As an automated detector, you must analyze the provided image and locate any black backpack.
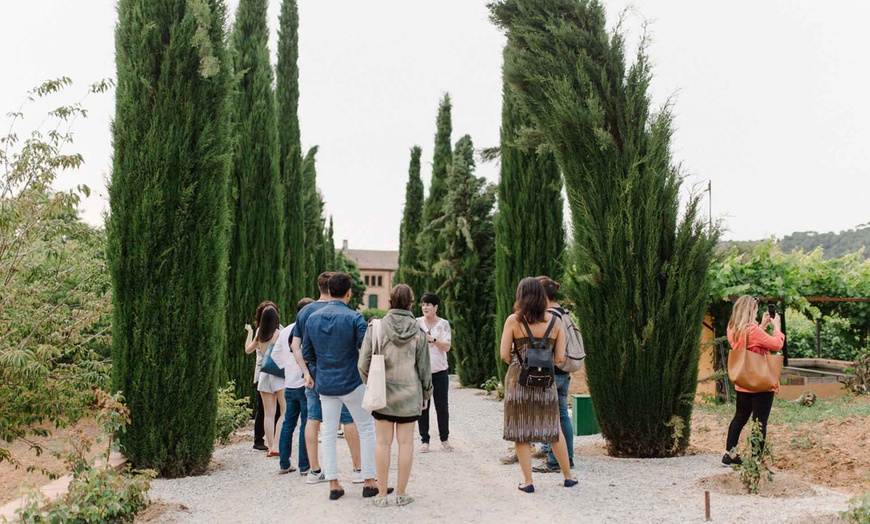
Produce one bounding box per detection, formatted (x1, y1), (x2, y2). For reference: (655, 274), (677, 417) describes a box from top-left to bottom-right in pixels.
(518, 316), (556, 389)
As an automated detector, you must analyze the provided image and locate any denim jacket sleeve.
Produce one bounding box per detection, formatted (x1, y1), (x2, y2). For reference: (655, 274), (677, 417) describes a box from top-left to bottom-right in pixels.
(354, 312), (367, 349)
(302, 321), (315, 365)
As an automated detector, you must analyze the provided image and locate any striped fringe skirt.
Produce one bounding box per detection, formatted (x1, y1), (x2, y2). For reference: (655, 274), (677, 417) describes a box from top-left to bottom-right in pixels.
(503, 359), (560, 443)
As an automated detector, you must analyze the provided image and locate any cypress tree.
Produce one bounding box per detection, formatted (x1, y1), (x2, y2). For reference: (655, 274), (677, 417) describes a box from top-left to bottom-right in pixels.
(396, 146), (425, 309)
(418, 95), (453, 296)
(301, 146), (326, 297)
(276, 0), (305, 318)
(491, 0), (718, 457)
(108, 0), (231, 475)
(324, 215), (336, 271)
(225, 0), (284, 404)
(493, 71), (565, 378)
(438, 135), (497, 386)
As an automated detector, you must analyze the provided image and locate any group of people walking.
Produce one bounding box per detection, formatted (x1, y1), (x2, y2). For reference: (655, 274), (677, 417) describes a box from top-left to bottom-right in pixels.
(244, 272), (452, 505)
(244, 270), (779, 503)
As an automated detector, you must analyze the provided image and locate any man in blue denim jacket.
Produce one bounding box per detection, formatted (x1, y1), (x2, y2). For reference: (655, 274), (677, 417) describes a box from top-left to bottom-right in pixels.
(302, 272), (382, 501)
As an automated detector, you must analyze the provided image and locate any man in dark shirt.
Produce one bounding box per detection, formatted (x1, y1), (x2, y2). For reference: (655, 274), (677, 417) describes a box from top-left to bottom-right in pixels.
(292, 272), (360, 483)
(302, 272), (379, 500)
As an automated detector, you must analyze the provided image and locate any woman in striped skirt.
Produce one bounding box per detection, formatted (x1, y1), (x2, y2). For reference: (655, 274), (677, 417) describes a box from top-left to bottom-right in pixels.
(499, 277), (577, 493)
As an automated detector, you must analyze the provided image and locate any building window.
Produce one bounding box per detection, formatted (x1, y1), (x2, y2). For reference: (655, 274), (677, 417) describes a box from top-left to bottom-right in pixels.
(378, 276), (383, 287)
(365, 275), (370, 286)
(369, 294), (378, 309)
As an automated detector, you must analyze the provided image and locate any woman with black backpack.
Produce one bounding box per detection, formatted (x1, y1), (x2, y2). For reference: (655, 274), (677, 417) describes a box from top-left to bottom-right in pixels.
(499, 277), (578, 493)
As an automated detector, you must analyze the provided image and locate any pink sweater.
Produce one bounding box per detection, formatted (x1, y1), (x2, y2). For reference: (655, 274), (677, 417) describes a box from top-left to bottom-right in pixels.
(727, 324), (785, 393)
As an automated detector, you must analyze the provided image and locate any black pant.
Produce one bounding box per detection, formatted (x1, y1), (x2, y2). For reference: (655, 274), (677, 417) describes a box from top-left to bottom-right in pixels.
(419, 370), (449, 444)
(253, 389), (281, 446)
(725, 391), (774, 453)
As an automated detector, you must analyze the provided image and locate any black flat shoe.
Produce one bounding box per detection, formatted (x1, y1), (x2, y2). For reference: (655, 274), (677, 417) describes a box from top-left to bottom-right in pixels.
(722, 453), (743, 467)
(329, 488), (345, 501)
(517, 483), (535, 493)
(564, 478), (578, 488)
(362, 486), (394, 498)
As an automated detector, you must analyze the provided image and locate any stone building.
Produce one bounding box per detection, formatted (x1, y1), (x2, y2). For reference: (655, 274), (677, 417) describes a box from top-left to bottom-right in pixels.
(340, 240), (398, 311)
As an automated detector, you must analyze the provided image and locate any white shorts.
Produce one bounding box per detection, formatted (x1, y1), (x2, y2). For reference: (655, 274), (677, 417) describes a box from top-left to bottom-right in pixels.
(257, 372), (284, 393)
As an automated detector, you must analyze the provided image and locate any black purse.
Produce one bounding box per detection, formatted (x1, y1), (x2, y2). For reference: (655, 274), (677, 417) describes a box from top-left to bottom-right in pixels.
(518, 316), (556, 388)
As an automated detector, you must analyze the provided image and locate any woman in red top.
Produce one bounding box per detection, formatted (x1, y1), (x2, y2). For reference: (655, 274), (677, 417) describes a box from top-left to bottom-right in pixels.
(723, 295), (785, 466)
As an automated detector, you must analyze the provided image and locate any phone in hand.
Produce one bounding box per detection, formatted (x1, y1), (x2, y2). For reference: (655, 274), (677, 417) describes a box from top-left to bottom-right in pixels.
(768, 304), (776, 319)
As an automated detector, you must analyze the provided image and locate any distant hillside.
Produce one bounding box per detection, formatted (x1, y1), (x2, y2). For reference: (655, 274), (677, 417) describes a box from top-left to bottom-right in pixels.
(720, 223), (870, 259)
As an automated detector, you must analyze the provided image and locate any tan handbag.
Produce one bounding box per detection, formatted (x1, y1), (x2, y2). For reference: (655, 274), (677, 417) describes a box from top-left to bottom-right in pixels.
(727, 330), (784, 392)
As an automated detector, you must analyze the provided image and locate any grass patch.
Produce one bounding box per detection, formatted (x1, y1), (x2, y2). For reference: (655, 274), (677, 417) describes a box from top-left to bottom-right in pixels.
(695, 395), (870, 427)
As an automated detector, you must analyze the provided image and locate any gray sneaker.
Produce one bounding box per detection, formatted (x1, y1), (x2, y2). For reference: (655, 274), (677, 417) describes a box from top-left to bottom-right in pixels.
(499, 451), (518, 465)
(532, 462), (559, 474)
(306, 469), (327, 484)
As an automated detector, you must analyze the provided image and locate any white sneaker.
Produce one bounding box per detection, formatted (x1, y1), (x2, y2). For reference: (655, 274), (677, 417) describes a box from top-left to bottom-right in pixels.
(352, 469), (364, 484)
(337, 428), (345, 439)
(305, 470), (327, 484)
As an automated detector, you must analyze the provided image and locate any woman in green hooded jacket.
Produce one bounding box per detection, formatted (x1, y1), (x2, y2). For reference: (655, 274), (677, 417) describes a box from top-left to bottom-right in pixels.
(358, 284), (432, 507)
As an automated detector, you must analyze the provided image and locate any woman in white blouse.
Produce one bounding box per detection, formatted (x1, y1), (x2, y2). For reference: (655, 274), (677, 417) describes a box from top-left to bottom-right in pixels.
(416, 293), (453, 452)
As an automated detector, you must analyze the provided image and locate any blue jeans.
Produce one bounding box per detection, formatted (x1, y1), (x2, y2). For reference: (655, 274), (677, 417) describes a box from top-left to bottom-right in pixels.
(279, 387), (309, 471)
(305, 386), (353, 424)
(540, 374), (574, 467)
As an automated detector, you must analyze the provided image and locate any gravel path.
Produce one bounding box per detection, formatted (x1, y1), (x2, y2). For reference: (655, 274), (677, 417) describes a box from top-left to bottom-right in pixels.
(147, 377), (850, 523)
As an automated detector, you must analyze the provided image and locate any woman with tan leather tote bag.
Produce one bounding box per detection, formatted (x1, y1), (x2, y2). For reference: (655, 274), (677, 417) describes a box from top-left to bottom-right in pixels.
(722, 295), (785, 467)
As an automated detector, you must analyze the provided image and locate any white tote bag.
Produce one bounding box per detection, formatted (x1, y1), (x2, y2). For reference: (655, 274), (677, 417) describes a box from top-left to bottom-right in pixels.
(361, 319), (387, 412)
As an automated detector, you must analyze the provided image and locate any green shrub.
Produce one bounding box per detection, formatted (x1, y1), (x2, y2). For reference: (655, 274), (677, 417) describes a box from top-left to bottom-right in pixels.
(737, 419), (774, 494)
(841, 491), (870, 524)
(15, 391), (155, 523)
(362, 309), (388, 322)
(216, 381), (253, 444)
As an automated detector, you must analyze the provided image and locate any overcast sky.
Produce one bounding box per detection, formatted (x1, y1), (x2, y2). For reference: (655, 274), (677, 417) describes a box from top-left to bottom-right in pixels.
(2, 1), (868, 250)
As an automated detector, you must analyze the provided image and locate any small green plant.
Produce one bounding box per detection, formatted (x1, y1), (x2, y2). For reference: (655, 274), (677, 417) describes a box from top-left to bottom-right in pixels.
(480, 376), (504, 400)
(796, 390), (817, 407)
(216, 381), (253, 445)
(840, 491), (870, 524)
(738, 419), (774, 495)
(15, 390), (155, 523)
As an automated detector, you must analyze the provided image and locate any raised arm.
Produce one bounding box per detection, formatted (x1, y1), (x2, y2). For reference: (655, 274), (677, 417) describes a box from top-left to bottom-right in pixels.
(752, 320), (785, 352)
(499, 315), (515, 364)
(431, 321), (451, 352)
(244, 325), (257, 354)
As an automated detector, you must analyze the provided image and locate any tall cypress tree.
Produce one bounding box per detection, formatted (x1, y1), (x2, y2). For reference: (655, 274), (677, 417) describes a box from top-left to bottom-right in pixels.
(225, 0), (284, 404)
(301, 146), (325, 297)
(438, 135), (497, 386)
(396, 146), (425, 308)
(493, 70), (565, 378)
(491, 0), (718, 457)
(418, 95), (453, 296)
(276, 0), (305, 319)
(109, 0), (231, 476)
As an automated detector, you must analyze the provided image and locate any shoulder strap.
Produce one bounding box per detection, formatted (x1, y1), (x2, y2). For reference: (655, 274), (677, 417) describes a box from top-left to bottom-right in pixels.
(372, 319), (382, 355)
(542, 315), (558, 341)
(519, 317), (540, 346)
(547, 306), (562, 319)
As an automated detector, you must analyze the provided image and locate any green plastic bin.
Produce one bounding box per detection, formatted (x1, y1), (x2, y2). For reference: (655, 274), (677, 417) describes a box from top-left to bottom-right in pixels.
(572, 394), (599, 435)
